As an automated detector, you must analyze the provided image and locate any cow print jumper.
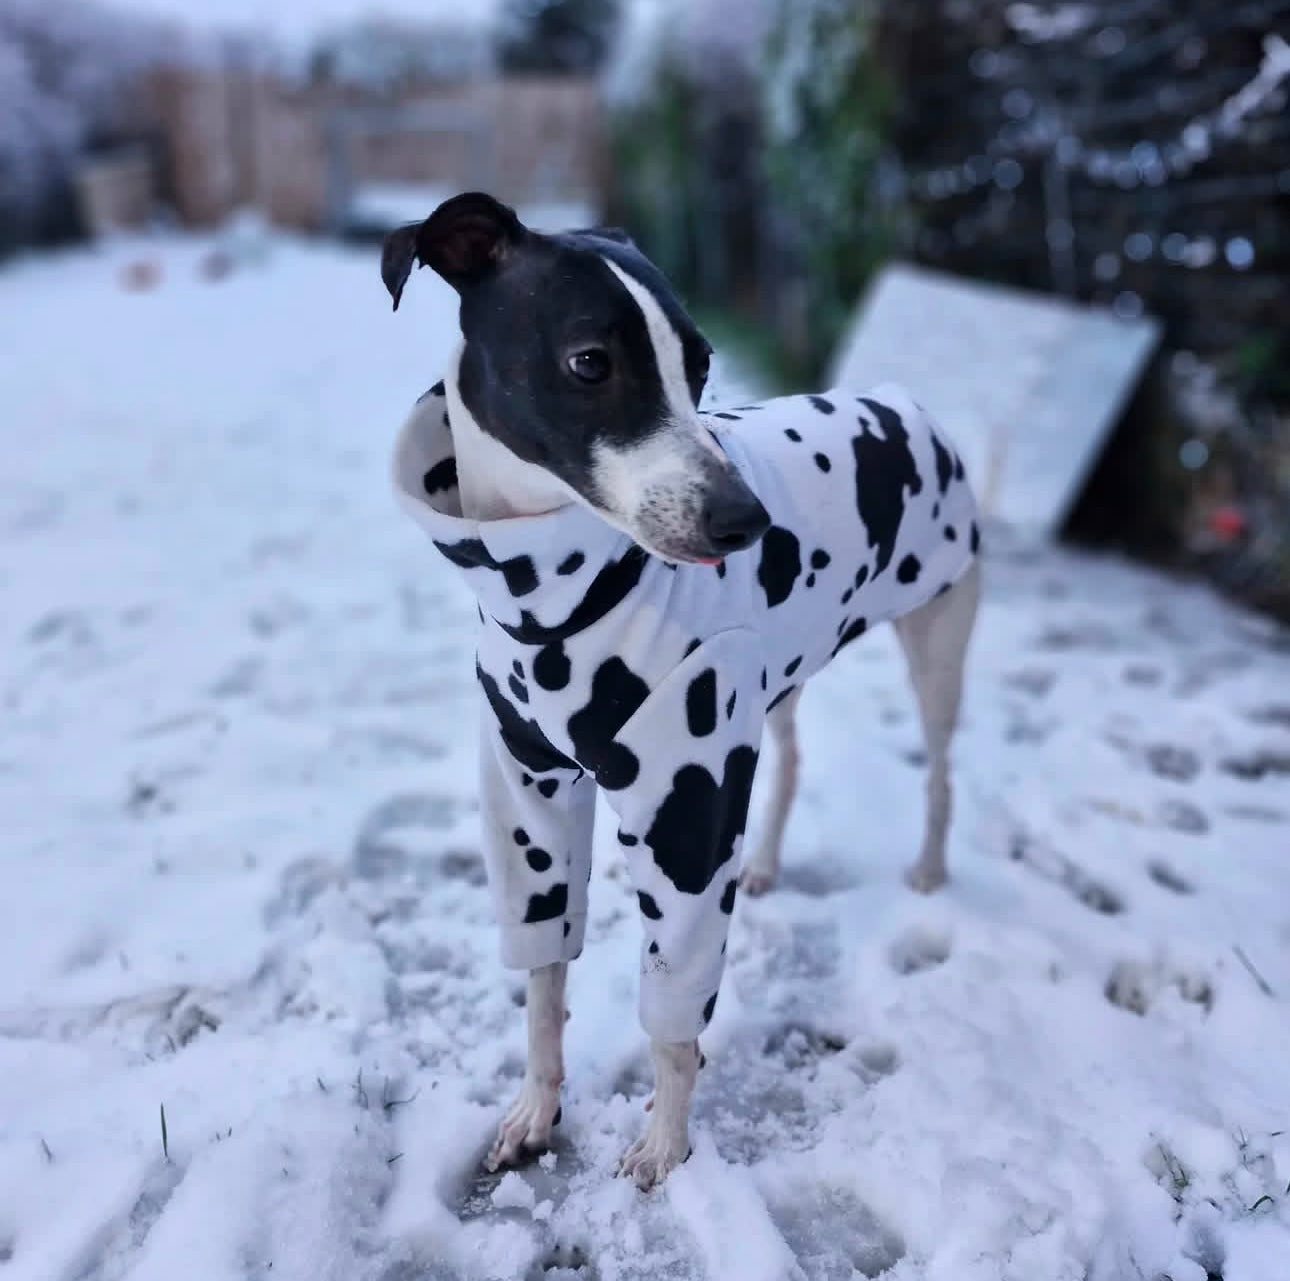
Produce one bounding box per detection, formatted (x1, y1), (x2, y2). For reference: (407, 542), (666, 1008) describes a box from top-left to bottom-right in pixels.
(394, 379), (978, 1041)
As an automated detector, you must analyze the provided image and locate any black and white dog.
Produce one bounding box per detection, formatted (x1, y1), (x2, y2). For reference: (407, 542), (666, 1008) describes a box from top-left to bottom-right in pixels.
(385, 193), (980, 1189)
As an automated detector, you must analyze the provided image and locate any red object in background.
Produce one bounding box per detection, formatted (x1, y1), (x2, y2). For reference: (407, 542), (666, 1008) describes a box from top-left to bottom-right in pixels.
(120, 259), (161, 291)
(1207, 505), (1247, 541)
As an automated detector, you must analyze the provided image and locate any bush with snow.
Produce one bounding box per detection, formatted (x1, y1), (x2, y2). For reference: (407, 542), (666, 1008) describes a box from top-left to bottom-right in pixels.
(761, 0), (894, 367)
(606, 0), (892, 381)
(496, 0), (621, 76)
(0, 0), (167, 253)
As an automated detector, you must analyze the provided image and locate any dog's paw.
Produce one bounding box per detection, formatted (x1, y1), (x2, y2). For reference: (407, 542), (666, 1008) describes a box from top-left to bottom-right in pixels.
(617, 1121), (692, 1191)
(903, 861), (947, 894)
(485, 1076), (561, 1171)
(739, 863), (777, 896)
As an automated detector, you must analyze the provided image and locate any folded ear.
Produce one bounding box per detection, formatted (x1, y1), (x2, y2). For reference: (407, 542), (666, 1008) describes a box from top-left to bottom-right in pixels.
(382, 223), (420, 311)
(382, 192), (526, 309)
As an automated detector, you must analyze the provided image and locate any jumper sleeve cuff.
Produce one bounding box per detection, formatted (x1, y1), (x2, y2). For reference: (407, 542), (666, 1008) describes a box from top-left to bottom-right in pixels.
(499, 912), (587, 970)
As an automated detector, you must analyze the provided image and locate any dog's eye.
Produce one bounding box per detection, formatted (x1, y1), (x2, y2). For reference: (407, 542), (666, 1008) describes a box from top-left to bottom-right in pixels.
(567, 348), (612, 384)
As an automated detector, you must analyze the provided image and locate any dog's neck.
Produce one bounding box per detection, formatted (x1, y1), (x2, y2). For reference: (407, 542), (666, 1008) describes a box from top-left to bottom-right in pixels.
(444, 344), (572, 523)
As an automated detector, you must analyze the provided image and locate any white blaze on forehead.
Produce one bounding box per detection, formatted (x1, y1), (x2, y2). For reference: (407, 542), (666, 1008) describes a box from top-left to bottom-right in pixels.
(601, 256), (697, 426)
(585, 262), (748, 550)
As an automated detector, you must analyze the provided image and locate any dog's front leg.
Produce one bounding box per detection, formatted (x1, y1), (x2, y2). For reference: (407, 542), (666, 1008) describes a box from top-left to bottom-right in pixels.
(618, 1038), (700, 1189)
(604, 632), (764, 1188)
(476, 701), (594, 1171)
(487, 961), (566, 1170)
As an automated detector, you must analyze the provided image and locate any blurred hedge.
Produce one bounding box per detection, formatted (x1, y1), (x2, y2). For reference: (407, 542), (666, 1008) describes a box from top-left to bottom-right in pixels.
(607, 0), (894, 387)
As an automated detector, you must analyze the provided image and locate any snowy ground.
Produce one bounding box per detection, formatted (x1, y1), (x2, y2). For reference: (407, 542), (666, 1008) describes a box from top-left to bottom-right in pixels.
(2, 234), (1289, 1281)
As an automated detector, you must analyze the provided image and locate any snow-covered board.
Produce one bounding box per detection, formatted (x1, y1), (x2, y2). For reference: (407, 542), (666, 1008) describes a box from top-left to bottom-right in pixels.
(830, 262), (1162, 538)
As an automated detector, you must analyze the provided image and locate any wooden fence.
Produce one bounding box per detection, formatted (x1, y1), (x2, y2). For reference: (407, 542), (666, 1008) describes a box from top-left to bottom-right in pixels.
(145, 68), (609, 231)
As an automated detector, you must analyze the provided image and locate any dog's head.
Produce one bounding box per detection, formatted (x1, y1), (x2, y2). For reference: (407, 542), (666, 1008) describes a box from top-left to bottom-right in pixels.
(382, 192), (769, 564)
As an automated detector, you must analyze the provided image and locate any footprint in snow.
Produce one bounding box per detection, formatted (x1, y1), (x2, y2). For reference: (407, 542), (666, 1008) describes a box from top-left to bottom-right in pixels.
(457, 1143), (586, 1227)
(352, 791), (465, 880)
(762, 1022), (848, 1069)
(1033, 620), (1120, 652)
(1144, 743), (1201, 782)
(527, 1241), (597, 1280)
(772, 862), (859, 898)
(1002, 666), (1057, 698)
(1106, 958), (1214, 1016)
(67, 1159), (186, 1281)
(437, 847), (488, 888)
(856, 1042), (901, 1079)
(695, 1024), (849, 1162)
(1223, 802), (1286, 824)
(1105, 959), (1152, 1016)
(1146, 859), (1193, 895)
(764, 1183), (906, 1279)
(1122, 662), (1163, 687)
(1158, 798), (1210, 835)
(1065, 869), (1124, 916)
(888, 926), (951, 975)
(730, 919), (845, 1027)
(1004, 717), (1053, 745)
(263, 855), (345, 924)
(779, 920), (842, 983)
(1007, 832), (1125, 915)
(377, 1263), (460, 1281)
(1247, 703), (1290, 730)
(1221, 750), (1290, 781)
(208, 654), (262, 698)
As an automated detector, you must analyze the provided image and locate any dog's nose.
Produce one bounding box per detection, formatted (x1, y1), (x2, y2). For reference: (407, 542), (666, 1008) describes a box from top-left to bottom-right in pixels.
(702, 490), (771, 553)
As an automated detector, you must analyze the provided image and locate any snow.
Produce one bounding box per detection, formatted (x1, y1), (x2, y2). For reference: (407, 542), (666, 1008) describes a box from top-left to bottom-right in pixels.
(0, 1), (170, 235)
(109, 0), (501, 48)
(603, 0), (774, 105)
(2, 231), (1290, 1280)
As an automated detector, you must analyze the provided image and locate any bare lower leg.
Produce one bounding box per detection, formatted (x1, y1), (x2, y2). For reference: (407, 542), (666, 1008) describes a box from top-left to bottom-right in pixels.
(487, 961), (566, 1169)
(618, 1038), (700, 1190)
(896, 563), (979, 893)
(906, 734), (951, 892)
(740, 689), (802, 895)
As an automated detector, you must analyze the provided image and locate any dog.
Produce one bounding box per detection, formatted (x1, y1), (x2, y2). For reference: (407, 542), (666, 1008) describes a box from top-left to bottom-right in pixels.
(385, 192), (981, 1189)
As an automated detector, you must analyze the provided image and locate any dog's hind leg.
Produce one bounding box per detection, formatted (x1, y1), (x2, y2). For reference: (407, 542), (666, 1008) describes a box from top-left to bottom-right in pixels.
(486, 961), (567, 1170)
(893, 560), (981, 893)
(739, 686), (803, 896)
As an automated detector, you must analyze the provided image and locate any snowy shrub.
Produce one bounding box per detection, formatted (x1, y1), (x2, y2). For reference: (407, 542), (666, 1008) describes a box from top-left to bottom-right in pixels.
(606, 0), (895, 382)
(0, 0), (167, 252)
(496, 0), (621, 76)
(606, 0), (782, 358)
(761, 0), (895, 369)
